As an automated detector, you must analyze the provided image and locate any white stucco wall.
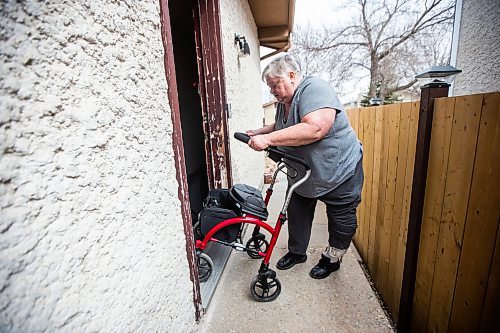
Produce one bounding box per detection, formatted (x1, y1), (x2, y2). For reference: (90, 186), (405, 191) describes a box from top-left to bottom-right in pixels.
(0, 1), (196, 332)
(219, 0), (265, 188)
(452, 0), (500, 96)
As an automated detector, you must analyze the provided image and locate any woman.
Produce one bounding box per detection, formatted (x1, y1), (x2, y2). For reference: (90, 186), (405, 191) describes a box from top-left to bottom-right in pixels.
(245, 55), (363, 279)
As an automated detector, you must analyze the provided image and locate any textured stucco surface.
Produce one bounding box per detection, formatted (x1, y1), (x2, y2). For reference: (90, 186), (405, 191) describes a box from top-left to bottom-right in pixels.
(220, 0), (265, 188)
(0, 1), (196, 332)
(453, 0), (500, 96)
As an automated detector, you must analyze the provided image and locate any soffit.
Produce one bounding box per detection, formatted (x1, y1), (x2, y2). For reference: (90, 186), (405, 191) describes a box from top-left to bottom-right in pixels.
(248, 0), (295, 50)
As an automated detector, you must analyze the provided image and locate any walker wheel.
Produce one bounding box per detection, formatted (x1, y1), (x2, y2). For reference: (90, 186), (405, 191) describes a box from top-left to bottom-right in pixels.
(198, 253), (213, 283)
(246, 235), (269, 259)
(250, 274), (281, 302)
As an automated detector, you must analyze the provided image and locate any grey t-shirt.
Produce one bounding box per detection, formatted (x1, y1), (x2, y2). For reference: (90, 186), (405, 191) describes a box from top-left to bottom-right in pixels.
(274, 76), (363, 198)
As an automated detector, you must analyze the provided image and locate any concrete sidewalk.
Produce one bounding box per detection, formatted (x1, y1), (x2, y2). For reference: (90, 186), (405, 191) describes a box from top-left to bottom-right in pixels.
(199, 175), (395, 333)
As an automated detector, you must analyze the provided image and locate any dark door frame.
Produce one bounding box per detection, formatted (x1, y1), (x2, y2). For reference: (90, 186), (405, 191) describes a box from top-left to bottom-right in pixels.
(194, 0), (233, 190)
(158, 0), (232, 321)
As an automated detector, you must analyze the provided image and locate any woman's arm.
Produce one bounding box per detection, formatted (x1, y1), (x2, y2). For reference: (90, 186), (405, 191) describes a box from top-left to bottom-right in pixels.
(248, 108), (335, 151)
(245, 123), (276, 136)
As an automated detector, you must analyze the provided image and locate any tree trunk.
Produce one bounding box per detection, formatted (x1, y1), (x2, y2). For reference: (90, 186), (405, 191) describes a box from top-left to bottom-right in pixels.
(368, 53), (379, 98)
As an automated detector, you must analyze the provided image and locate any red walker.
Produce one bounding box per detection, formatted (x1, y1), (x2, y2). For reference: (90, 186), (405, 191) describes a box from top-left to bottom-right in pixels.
(194, 132), (311, 302)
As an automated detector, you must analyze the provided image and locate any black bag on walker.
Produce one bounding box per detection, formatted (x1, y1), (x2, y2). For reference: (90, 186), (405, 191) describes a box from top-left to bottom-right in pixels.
(199, 189), (240, 242)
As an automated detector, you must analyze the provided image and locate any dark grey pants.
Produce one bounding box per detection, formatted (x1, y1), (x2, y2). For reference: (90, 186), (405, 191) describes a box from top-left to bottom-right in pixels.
(287, 157), (364, 254)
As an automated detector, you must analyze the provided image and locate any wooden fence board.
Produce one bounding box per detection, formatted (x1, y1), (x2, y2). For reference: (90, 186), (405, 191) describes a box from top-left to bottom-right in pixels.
(351, 110), (361, 253)
(352, 108), (360, 139)
(351, 109), (361, 247)
(411, 97), (455, 332)
(377, 104), (401, 301)
(426, 94), (483, 333)
(367, 107), (379, 270)
(362, 107), (375, 265)
(361, 108), (372, 260)
(387, 101), (411, 315)
(358, 108), (367, 259)
(373, 105), (391, 287)
(350, 109), (358, 133)
(450, 93), (500, 332)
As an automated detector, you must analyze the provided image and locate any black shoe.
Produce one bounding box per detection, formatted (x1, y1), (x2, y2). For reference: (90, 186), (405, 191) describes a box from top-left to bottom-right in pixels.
(309, 254), (341, 279)
(276, 252), (307, 270)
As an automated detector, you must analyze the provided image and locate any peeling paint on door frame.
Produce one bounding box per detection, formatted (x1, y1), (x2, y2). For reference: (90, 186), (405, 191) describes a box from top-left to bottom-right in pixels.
(194, 0), (233, 190)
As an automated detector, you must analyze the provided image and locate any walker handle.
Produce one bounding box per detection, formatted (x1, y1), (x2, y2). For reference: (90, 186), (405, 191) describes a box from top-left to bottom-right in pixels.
(234, 132), (250, 143)
(233, 132), (311, 171)
(267, 147), (311, 171)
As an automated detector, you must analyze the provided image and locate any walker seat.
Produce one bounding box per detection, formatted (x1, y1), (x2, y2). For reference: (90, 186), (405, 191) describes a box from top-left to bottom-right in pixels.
(229, 184), (269, 220)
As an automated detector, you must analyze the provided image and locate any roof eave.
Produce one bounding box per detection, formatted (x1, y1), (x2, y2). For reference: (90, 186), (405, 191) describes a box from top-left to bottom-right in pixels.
(248, 0), (295, 55)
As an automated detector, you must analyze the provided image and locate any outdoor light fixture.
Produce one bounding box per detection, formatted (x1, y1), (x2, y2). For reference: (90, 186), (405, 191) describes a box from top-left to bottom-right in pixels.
(415, 65), (462, 87)
(234, 34), (250, 58)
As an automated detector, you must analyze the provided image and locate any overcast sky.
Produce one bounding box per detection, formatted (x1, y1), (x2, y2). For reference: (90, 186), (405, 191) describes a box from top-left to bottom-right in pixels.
(294, 0), (342, 27)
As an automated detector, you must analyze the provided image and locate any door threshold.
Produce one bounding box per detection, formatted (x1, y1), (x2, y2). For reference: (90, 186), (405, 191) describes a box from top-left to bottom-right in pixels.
(200, 242), (233, 310)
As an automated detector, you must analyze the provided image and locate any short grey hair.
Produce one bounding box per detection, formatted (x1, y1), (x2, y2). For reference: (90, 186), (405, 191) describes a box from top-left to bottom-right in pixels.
(262, 54), (301, 81)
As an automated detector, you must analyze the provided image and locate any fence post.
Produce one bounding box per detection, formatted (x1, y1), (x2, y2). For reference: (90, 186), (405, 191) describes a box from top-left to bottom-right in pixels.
(397, 82), (450, 332)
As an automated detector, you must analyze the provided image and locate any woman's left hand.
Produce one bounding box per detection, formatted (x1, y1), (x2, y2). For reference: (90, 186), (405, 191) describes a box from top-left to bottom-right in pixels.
(248, 134), (270, 151)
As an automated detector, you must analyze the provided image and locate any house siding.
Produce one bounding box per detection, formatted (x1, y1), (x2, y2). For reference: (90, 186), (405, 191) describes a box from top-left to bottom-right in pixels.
(0, 1), (196, 332)
(220, 0), (265, 188)
(452, 0), (500, 95)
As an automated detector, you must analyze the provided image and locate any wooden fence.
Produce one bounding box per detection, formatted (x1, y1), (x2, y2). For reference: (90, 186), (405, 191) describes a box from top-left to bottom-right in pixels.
(346, 92), (500, 332)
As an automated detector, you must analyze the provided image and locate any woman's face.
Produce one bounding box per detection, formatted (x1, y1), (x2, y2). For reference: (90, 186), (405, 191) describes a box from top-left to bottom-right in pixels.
(266, 72), (296, 104)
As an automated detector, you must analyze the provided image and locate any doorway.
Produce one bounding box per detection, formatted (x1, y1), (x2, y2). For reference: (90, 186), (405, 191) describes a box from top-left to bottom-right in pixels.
(168, 0), (208, 221)
(167, 0), (233, 310)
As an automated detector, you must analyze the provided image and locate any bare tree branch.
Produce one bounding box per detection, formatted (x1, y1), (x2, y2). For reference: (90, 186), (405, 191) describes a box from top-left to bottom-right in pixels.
(386, 78), (419, 94)
(290, 0), (455, 102)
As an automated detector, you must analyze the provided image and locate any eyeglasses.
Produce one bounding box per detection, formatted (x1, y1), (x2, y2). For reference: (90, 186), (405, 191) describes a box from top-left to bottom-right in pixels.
(267, 78), (283, 90)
